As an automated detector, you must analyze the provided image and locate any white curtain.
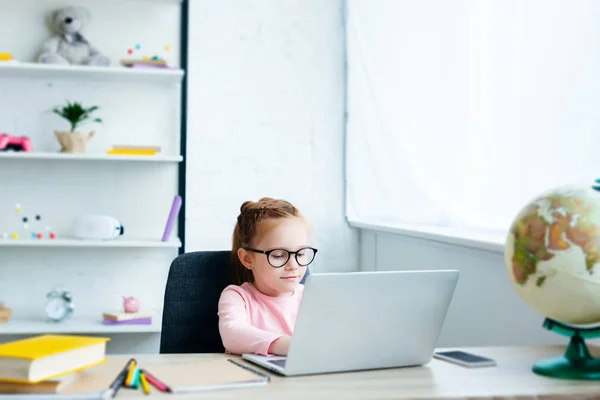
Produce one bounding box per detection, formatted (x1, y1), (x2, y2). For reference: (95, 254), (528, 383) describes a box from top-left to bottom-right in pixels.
(346, 0), (600, 235)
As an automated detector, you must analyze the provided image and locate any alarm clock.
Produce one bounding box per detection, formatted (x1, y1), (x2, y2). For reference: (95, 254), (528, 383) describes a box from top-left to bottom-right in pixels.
(45, 289), (74, 322)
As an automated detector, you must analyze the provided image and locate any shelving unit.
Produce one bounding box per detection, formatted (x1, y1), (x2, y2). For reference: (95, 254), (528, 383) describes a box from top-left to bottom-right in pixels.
(0, 0), (188, 350)
(0, 152), (183, 163)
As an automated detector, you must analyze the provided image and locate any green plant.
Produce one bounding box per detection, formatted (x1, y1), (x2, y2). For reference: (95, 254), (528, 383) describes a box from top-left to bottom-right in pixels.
(52, 101), (102, 132)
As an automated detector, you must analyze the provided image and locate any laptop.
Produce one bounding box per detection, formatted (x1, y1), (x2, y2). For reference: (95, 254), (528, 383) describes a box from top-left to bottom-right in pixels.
(242, 269), (459, 376)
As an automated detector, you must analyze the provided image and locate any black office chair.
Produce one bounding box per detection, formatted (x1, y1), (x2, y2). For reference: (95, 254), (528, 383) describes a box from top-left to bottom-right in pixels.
(159, 250), (310, 354)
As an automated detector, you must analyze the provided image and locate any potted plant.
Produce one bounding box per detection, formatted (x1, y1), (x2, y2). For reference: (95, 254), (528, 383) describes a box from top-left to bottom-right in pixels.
(52, 101), (103, 153)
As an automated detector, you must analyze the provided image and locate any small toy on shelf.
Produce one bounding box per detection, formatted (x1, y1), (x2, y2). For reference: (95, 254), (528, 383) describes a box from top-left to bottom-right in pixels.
(37, 6), (110, 66)
(120, 42), (173, 69)
(0, 134), (32, 152)
(4, 204), (56, 240)
(123, 296), (140, 313)
(0, 53), (14, 62)
(0, 303), (13, 324)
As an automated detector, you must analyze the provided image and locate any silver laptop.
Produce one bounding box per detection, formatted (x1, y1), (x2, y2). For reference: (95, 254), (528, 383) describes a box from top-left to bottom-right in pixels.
(242, 269), (459, 376)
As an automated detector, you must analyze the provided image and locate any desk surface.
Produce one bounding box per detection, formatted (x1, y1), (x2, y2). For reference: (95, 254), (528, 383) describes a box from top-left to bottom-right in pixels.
(77, 345), (600, 399)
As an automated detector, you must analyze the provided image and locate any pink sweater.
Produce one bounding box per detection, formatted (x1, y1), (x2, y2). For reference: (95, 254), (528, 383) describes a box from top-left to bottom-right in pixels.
(217, 282), (304, 355)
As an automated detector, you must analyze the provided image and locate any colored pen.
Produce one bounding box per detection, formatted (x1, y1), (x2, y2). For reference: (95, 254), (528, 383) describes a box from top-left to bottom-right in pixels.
(140, 368), (172, 393)
(125, 360), (137, 387)
(107, 358), (136, 398)
(140, 372), (151, 395)
(131, 368), (141, 389)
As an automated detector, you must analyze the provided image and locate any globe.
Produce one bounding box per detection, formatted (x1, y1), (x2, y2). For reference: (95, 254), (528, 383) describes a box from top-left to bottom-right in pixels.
(504, 183), (600, 380)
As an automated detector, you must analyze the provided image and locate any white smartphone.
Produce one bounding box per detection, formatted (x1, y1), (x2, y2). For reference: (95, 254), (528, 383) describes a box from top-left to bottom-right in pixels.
(433, 350), (496, 368)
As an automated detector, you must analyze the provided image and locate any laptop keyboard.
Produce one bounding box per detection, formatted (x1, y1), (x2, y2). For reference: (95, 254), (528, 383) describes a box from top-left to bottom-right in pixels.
(268, 359), (287, 368)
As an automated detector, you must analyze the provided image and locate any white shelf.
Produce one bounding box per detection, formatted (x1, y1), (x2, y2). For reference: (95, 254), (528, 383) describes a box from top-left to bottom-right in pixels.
(0, 62), (184, 84)
(0, 238), (182, 248)
(0, 316), (162, 335)
(0, 152), (183, 163)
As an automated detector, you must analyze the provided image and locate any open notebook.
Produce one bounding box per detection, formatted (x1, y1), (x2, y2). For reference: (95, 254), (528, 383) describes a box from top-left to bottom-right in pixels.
(0, 357), (269, 399)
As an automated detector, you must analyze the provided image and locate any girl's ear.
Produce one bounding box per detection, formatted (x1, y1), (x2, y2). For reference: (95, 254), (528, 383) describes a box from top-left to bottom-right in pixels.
(237, 248), (253, 270)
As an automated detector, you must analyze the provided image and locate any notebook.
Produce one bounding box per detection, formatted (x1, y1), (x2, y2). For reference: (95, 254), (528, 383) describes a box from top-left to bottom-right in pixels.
(0, 335), (109, 384)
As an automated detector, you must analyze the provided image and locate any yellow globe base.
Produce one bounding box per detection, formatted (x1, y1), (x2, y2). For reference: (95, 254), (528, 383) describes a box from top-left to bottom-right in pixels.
(533, 319), (600, 380)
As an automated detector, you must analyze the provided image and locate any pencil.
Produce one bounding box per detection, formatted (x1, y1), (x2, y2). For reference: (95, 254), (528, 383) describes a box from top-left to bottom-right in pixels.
(140, 372), (151, 395)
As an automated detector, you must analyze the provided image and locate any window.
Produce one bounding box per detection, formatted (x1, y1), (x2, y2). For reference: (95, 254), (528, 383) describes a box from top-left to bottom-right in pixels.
(345, 0), (600, 235)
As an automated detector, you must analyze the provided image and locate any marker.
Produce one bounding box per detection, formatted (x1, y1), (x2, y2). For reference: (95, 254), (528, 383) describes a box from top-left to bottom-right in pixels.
(140, 372), (151, 395)
(106, 358), (135, 398)
(125, 359), (137, 387)
(140, 368), (172, 393)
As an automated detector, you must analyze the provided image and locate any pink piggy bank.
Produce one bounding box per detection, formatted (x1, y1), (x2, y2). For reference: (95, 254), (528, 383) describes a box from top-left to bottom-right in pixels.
(123, 296), (140, 313)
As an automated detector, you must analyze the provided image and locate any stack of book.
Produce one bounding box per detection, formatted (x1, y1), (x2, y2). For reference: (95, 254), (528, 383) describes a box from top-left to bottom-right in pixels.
(0, 334), (109, 395)
(106, 145), (161, 156)
(102, 311), (154, 326)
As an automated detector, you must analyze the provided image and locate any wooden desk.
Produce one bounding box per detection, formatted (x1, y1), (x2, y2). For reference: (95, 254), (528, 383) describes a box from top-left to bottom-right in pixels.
(72, 345), (600, 399)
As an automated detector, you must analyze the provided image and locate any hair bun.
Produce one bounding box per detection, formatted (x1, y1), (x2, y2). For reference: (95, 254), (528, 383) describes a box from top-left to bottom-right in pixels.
(240, 201), (255, 213)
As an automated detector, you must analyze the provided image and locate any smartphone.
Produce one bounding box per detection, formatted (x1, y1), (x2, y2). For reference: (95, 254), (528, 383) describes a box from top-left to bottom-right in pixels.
(433, 350), (496, 368)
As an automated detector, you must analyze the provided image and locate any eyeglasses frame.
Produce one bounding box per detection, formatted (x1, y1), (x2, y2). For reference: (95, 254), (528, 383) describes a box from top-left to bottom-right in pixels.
(243, 246), (318, 268)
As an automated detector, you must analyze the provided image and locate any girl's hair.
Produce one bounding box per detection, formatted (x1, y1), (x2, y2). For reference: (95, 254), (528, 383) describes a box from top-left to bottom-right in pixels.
(231, 197), (303, 285)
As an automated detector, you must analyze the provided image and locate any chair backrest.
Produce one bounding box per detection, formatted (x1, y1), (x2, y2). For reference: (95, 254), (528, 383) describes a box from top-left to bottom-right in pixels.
(160, 250), (310, 354)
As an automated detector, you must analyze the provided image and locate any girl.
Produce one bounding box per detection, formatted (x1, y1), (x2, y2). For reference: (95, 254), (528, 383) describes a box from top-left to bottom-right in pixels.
(217, 197), (318, 356)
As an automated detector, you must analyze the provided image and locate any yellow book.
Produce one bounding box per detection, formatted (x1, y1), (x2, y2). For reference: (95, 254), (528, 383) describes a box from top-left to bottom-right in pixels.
(107, 149), (157, 156)
(0, 335), (109, 384)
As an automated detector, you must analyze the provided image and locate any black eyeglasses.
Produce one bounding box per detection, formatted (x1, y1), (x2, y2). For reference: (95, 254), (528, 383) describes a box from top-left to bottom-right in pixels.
(244, 246), (318, 268)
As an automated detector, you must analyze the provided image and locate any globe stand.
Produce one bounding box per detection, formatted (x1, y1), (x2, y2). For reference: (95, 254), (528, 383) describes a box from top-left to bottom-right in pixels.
(533, 318), (600, 380)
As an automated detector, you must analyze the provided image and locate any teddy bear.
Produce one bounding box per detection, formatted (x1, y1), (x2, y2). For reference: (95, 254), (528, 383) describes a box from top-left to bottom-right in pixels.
(37, 6), (110, 67)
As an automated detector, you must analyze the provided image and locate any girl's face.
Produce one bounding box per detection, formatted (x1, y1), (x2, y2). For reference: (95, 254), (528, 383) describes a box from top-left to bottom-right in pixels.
(238, 217), (310, 297)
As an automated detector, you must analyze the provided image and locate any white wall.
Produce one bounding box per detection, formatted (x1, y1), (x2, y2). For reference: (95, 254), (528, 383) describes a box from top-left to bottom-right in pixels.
(185, 0), (359, 273)
(360, 229), (575, 348)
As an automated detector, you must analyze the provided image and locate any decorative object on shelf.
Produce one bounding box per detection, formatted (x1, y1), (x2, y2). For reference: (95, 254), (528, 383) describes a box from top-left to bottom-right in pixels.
(0, 302), (12, 324)
(72, 214), (124, 240)
(121, 42), (172, 69)
(0, 134), (32, 152)
(123, 296), (140, 313)
(52, 101), (102, 153)
(45, 288), (74, 322)
(162, 195), (182, 241)
(38, 6), (110, 66)
(2, 204), (56, 241)
(0, 53), (13, 62)
(504, 182), (600, 380)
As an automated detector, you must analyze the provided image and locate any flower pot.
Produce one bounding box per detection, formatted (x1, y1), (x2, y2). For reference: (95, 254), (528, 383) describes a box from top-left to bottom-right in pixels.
(55, 130), (95, 153)
(0, 303), (12, 324)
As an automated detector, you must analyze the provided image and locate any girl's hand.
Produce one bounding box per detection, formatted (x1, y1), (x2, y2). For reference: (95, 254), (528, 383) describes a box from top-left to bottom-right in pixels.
(269, 335), (292, 355)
